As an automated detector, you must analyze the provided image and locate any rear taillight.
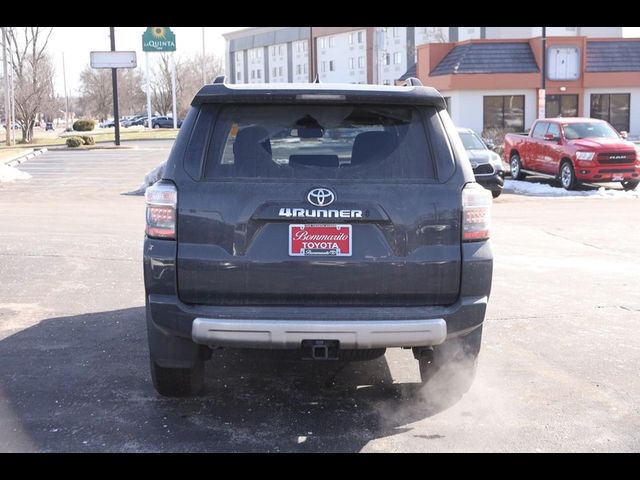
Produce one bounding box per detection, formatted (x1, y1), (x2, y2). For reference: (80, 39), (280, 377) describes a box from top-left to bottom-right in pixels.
(145, 181), (177, 239)
(462, 183), (492, 242)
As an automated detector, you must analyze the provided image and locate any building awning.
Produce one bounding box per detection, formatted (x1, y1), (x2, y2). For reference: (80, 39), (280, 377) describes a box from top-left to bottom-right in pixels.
(586, 40), (640, 72)
(431, 42), (539, 76)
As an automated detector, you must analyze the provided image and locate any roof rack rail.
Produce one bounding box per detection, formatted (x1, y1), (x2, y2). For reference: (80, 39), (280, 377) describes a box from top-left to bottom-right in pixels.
(402, 77), (423, 87)
(212, 75), (226, 84)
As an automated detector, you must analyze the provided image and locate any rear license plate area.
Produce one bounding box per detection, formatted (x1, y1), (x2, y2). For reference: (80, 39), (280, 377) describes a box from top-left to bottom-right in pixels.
(289, 224), (352, 257)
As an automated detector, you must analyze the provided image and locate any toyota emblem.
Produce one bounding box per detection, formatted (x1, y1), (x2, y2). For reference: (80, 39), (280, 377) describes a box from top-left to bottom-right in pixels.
(307, 188), (335, 207)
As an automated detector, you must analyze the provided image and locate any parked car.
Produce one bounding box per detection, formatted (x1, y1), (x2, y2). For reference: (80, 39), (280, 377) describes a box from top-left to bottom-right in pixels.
(504, 118), (640, 191)
(145, 116), (183, 129)
(457, 127), (505, 198)
(122, 115), (145, 128)
(45, 122), (54, 131)
(99, 119), (118, 128)
(143, 80), (493, 397)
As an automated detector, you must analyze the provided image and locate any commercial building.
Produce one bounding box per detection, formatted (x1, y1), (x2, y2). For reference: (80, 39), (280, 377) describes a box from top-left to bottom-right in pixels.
(415, 35), (640, 137)
(224, 27), (623, 86)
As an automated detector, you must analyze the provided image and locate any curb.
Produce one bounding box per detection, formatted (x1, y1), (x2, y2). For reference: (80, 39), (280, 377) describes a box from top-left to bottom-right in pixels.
(4, 148), (48, 167)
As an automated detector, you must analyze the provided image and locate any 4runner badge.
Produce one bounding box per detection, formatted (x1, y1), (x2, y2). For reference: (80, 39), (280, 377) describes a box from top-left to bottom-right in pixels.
(278, 208), (363, 219)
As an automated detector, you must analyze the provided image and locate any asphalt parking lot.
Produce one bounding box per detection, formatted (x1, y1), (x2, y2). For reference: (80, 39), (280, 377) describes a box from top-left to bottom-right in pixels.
(0, 140), (639, 452)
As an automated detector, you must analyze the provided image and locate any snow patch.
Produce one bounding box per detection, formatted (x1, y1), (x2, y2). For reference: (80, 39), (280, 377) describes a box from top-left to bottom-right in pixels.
(504, 179), (640, 198)
(123, 161), (166, 196)
(0, 164), (31, 183)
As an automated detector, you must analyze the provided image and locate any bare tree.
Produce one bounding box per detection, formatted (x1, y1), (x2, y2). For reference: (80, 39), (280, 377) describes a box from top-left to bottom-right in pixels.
(6, 27), (55, 143)
(178, 53), (224, 117)
(151, 53), (182, 116)
(118, 68), (146, 116)
(78, 66), (112, 121)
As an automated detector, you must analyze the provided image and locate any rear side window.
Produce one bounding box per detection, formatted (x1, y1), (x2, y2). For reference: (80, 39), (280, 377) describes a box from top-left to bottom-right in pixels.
(203, 104), (437, 181)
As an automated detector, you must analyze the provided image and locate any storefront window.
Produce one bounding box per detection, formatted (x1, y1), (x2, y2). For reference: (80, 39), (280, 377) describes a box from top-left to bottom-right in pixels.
(483, 95), (525, 132)
(590, 93), (630, 132)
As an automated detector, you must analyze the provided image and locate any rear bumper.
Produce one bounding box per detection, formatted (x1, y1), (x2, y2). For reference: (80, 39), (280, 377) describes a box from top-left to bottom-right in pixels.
(192, 317), (447, 348)
(147, 293), (488, 349)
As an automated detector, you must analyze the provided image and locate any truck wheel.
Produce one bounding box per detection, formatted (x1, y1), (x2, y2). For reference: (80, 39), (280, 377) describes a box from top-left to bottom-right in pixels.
(151, 361), (204, 397)
(560, 161), (578, 190)
(509, 154), (525, 180)
(621, 180), (639, 191)
(415, 325), (482, 396)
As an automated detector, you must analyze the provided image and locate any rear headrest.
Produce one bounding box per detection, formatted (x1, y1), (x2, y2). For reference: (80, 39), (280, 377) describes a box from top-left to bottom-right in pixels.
(351, 131), (396, 165)
(289, 155), (339, 168)
(233, 126), (272, 162)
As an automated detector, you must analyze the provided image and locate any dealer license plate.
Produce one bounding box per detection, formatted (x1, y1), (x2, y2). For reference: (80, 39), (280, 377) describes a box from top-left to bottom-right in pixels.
(289, 224), (352, 257)
(611, 174), (624, 181)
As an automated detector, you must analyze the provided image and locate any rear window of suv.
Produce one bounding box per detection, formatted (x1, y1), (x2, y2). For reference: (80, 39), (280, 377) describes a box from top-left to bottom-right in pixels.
(202, 104), (438, 181)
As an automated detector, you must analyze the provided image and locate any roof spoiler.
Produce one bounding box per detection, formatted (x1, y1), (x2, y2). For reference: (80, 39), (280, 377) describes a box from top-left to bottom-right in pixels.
(401, 77), (423, 87)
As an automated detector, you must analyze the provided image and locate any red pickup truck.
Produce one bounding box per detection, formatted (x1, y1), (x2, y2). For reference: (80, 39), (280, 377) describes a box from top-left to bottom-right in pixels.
(503, 118), (639, 190)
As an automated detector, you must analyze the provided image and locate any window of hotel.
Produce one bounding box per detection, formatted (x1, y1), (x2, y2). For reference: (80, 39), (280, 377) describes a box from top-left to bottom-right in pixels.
(257, 70), (261, 79)
(279, 66), (283, 76)
(272, 67), (277, 77)
(357, 31), (363, 43)
(303, 41), (307, 52)
(236, 72), (241, 81)
(251, 70), (255, 79)
(483, 95), (525, 132)
(321, 61), (326, 73)
(329, 37), (334, 48)
(393, 52), (402, 64)
(329, 60), (335, 71)
(358, 56), (364, 68)
(303, 63), (307, 74)
(349, 33), (354, 45)
(349, 57), (355, 69)
(590, 93), (630, 132)
(385, 53), (390, 66)
(546, 94), (578, 118)
(296, 65), (301, 75)
(278, 45), (283, 56)
(320, 38), (327, 49)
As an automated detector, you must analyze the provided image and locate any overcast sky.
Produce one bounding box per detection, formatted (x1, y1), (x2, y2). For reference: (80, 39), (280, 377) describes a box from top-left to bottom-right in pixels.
(43, 26), (640, 97)
(46, 27), (243, 97)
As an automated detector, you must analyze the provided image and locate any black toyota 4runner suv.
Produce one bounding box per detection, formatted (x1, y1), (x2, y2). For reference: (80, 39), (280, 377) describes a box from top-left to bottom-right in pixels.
(144, 79), (493, 397)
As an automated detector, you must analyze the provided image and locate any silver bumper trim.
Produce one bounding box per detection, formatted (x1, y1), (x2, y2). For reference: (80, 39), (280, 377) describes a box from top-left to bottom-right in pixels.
(191, 318), (447, 349)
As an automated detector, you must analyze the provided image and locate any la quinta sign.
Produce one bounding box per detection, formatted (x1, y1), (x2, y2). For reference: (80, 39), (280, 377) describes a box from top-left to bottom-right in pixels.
(142, 27), (176, 52)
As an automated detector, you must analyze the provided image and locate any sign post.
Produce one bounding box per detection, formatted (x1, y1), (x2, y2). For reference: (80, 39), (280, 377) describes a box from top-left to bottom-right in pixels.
(90, 32), (137, 146)
(142, 27), (177, 130)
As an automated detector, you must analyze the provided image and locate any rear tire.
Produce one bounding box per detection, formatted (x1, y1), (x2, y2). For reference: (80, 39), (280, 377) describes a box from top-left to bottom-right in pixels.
(416, 325), (483, 399)
(153, 123), (160, 129)
(509, 153), (525, 180)
(621, 180), (639, 191)
(560, 161), (578, 190)
(151, 360), (205, 397)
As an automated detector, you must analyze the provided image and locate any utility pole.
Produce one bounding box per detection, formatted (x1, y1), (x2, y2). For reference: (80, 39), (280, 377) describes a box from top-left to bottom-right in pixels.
(201, 27), (206, 85)
(2, 27), (10, 146)
(110, 27), (121, 146)
(538, 26), (547, 119)
(308, 26), (314, 82)
(62, 52), (69, 129)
